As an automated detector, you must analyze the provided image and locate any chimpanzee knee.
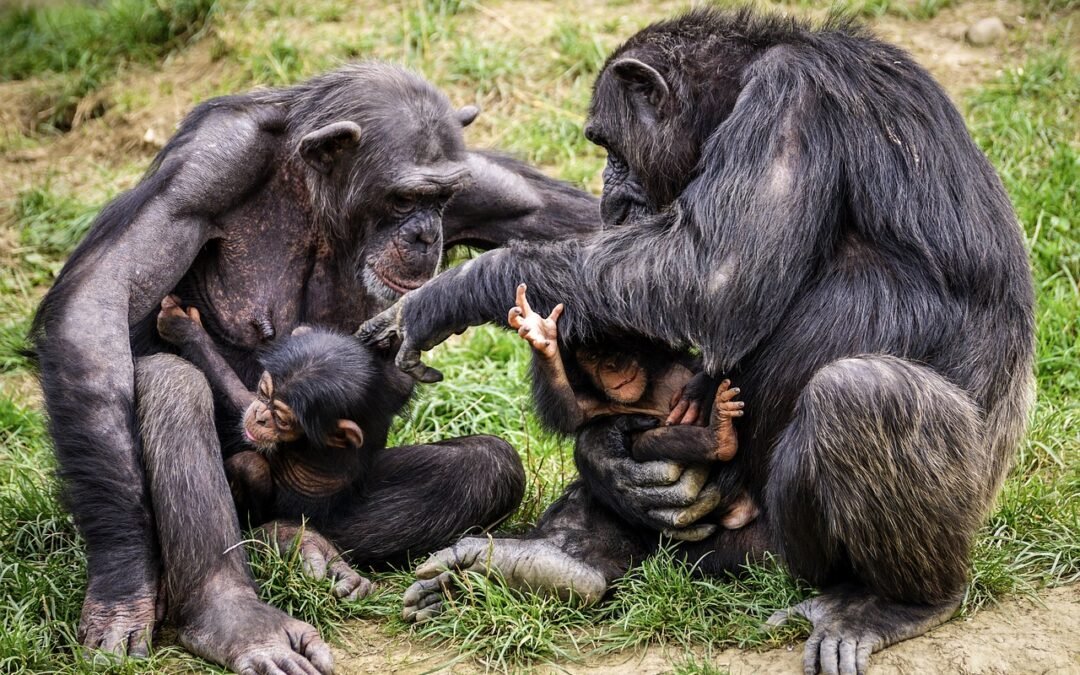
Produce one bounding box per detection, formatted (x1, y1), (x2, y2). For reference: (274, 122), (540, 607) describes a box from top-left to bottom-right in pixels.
(767, 355), (987, 603)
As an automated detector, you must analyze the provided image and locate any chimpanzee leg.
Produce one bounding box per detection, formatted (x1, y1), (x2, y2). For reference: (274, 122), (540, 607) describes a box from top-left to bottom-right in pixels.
(765, 355), (991, 675)
(134, 354), (332, 675)
(321, 435), (526, 564)
(401, 474), (656, 622)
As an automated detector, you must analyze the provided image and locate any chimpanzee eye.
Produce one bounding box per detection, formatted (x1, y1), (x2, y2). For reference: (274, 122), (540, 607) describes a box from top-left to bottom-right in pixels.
(390, 193), (415, 213)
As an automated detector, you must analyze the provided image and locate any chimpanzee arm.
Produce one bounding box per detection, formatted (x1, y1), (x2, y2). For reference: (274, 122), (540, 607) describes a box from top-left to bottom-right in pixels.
(31, 107), (281, 610)
(361, 48), (838, 380)
(157, 298), (255, 416)
(529, 354), (587, 433)
(169, 321), (256, 417)
(442, 151), (600, 249)
(630, 425), (716, 464)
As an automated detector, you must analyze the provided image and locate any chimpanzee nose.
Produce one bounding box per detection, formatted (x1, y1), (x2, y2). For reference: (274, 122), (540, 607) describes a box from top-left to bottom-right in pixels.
(401, 219), (440, 248)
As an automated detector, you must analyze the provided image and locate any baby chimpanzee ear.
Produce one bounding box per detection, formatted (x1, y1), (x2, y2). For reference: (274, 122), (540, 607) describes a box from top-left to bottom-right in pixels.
(336, 419), (364, 448)
(290, 325), (314, 337)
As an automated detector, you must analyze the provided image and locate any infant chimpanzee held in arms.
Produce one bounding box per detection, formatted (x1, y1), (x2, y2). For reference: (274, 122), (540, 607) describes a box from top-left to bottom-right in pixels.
(508, 285), (757, 529)
(156, 296), (412, 561)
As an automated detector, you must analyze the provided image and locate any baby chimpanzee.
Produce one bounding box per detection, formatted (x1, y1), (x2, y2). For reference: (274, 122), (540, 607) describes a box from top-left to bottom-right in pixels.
(155, 296), (412, 530)
(508, 285), (757, 529)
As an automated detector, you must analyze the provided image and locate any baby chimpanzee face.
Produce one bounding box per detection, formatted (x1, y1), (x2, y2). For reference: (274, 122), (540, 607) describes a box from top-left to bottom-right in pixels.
(576, 349), (649, 404)
(241, 372), (305, 450)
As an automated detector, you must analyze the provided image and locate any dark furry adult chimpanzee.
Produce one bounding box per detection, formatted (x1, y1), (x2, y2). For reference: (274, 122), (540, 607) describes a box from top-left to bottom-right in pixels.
(31, 62), (597, 674)
(361, 9), (1035, 674)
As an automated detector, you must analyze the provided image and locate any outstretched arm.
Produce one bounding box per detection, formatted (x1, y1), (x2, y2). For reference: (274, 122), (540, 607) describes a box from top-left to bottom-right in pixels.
(156, 296), (255, 416)
(360, 47), (837, 380)
(442, 151), (600, 249)
(507, 284), (586, 433)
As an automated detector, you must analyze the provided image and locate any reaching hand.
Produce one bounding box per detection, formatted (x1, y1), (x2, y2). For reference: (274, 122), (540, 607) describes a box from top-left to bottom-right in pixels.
(156, 294), (204, 346)
(356, 298), (452, 383)
(507, 284), (564, 360)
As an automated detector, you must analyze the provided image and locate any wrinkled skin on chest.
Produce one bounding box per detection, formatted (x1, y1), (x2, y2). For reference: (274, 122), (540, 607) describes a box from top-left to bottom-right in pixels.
(172, 162), (378, 384)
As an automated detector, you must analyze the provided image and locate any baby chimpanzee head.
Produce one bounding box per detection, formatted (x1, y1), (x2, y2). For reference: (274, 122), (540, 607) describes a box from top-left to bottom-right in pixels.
(575, 348), (650, 404)
(241, 327), (410, 455)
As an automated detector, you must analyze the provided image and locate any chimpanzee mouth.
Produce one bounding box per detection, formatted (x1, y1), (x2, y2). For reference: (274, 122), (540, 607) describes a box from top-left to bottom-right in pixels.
(370, 266), (425, 295)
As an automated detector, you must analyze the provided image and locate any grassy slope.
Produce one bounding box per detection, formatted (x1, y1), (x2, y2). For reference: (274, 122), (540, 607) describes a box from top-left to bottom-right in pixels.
(0, 0), (1076, 672)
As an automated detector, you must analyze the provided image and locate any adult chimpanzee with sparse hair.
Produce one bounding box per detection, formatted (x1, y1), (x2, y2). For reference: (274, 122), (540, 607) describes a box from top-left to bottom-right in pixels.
(32, 62), (597, 674)
(362, 9), (1035, 674)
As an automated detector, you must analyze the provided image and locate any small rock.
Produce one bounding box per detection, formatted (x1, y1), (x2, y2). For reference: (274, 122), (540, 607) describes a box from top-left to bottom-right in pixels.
(966, 17), (1006, 47)
(143, 126), (166, 148)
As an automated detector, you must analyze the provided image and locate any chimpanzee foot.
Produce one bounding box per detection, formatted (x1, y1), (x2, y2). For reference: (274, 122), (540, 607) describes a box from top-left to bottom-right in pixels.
(179, 586), (333, 675)
(766, 584), (961, 675)
(78, 588), (158, 659)
(402, 536), (608, 622)
(711, 379), (744, 461)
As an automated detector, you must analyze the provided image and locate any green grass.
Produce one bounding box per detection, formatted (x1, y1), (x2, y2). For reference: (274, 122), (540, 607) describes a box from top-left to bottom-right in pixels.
(0, 0), (1077, 672)
(0, 0), (215, 130)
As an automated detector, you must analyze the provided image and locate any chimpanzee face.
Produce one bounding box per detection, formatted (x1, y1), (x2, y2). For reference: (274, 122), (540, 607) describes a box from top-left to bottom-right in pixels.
(298, 93), (479, 306)
(576, 349), (650, 405)
(585, 53), (706, 227)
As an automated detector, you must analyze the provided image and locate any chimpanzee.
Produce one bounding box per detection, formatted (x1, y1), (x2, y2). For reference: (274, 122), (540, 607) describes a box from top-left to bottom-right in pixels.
(31, 62), (597, 674)
(362, 9), (1035, 675)
(508, 284), (757, 530)
(157, 296), (451, 600)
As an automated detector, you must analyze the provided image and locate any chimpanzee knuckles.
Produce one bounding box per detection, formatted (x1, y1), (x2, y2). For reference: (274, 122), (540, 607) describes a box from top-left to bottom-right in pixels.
(356, 304), (445, 383)
(298, 120), (362, 174)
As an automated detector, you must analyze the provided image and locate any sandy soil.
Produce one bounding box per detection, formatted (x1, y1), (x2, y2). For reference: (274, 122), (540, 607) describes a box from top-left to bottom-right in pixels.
(328, 584), (1080, 674)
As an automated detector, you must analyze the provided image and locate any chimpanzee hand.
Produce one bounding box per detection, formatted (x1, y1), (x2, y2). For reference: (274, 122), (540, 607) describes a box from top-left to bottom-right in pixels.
(508, 283), (564, 360)
(575, 415), (723, 541)
(356, 295), (463, 384)
(667, 370), (721, 426)
(156, 294), (205, 346)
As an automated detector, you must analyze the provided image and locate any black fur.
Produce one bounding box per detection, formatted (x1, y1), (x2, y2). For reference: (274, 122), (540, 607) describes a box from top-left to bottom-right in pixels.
(29, 60), (595, 669)
(372, 8), (1034, 671)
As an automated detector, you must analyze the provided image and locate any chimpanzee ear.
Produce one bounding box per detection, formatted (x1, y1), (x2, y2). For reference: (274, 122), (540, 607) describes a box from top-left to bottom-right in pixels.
(290, 325), (314, 337)
(299, 121), (362, 175)
(456, 105), (480, 127)
(336, 419), (364, 448)
(610, 57), (670, 111)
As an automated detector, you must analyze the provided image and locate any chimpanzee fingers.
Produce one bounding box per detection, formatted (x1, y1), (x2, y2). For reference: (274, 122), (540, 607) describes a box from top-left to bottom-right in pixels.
(508, 306), (523, 328)
(717, 382), (739, 402)
(515, 283), (532, 314)
(547, 303), (564, 323)
(396, 345), (443, 383)
(414, 541), (480, 579)
(661, 523), (717, 542)
(294, 628), (334, 675)
(335, 576), (373, 601)
(624, 460), (683, 487)
(300, 545), (328, 581)
(666, 398), (691, 425)
(682, 402), (702, 425)
(355, 304), (401, 348)
(187, 306), (202, 327)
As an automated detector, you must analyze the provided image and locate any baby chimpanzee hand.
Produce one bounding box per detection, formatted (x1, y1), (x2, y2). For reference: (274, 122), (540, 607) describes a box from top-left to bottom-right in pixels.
(156, 294), (205, 346)
(507, 284), (564, 360)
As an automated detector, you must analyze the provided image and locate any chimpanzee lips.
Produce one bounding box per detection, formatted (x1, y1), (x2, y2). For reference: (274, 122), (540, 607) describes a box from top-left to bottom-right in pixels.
(372, 267), (426, 294)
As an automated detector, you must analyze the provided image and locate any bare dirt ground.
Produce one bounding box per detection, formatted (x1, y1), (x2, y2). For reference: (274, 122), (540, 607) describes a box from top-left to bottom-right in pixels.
(328, 585), (1080, 674)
